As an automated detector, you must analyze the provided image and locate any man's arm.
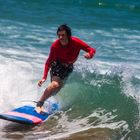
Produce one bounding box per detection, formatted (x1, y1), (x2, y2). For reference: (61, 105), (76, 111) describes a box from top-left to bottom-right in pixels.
(83, 47), (95, 59)
(76, 37), (96, 59)
(38, 45), (56, 86)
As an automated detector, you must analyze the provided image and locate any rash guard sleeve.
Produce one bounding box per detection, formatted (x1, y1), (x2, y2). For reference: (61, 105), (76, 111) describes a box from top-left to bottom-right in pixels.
(74, 37), (96, 58)
(42, 45), (56, 80)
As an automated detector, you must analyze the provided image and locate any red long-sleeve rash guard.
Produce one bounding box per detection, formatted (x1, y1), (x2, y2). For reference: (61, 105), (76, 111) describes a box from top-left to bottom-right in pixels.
(43, 36), (96, 80)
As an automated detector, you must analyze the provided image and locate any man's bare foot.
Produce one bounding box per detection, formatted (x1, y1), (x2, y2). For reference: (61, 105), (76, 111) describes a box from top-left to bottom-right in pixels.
(35, 106), (46, 114)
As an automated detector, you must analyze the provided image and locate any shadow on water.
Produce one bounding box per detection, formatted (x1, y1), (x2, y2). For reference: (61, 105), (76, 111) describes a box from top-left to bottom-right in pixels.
(1, 121), (34, 139)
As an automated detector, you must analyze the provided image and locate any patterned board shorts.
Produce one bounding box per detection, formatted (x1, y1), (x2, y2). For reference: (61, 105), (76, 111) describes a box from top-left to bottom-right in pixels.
(50, 60), (73, 81)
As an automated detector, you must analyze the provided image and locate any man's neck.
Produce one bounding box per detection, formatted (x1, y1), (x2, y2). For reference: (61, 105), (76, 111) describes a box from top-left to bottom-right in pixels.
(61, 44), (68, 48)
(60, 40), (69, 48)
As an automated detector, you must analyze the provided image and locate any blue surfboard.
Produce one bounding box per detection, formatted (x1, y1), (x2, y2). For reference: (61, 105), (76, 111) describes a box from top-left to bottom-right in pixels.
(0, 101), (59, 125)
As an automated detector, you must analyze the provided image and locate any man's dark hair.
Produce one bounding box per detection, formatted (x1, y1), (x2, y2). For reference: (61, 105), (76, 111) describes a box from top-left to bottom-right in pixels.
(57, 24), (72, 36)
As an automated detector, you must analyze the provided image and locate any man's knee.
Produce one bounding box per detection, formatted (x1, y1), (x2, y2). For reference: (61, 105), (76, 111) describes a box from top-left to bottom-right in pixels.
(49, 81), (61, 89)
(52, 81), (61, 89)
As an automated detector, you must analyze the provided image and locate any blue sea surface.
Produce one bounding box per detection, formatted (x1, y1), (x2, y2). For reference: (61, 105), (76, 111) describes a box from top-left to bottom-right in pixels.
(0, 0), (140, 139)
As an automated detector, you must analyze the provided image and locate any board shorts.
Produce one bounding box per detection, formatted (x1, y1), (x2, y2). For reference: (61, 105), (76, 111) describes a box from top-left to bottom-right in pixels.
(50, 60), (73, 81)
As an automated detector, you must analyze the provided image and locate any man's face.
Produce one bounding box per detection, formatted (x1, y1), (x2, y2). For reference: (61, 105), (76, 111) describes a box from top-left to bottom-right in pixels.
(57, 30), (69, 46)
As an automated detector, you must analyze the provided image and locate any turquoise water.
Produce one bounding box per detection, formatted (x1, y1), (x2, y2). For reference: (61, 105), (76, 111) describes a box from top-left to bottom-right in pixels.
(0, 0), (140, 139)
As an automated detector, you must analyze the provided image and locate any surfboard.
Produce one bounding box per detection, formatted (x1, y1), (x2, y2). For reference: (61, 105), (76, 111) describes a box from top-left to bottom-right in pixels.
(0, 101), (59, 125)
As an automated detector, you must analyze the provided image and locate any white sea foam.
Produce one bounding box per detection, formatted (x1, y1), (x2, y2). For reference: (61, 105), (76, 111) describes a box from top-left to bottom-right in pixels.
(40, 108), (129, 140)
(0, 47), (49, 112)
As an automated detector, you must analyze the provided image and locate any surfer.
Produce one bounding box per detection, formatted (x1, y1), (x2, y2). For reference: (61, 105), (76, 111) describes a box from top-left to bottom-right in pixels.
(36, 24), (96, 113)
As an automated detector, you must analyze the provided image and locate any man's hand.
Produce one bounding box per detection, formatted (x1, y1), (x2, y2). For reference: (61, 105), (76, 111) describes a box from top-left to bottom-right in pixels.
(84, 53), (91, 59)
(38, 78), (46, 87)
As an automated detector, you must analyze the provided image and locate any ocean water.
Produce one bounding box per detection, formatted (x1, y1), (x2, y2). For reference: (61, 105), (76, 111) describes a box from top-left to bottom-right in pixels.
(0, 0), (140, 139)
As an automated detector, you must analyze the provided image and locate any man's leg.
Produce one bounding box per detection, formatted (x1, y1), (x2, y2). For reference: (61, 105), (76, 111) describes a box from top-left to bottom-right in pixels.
(36, 76), (63, 113)
(40, 76), (63, 102)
